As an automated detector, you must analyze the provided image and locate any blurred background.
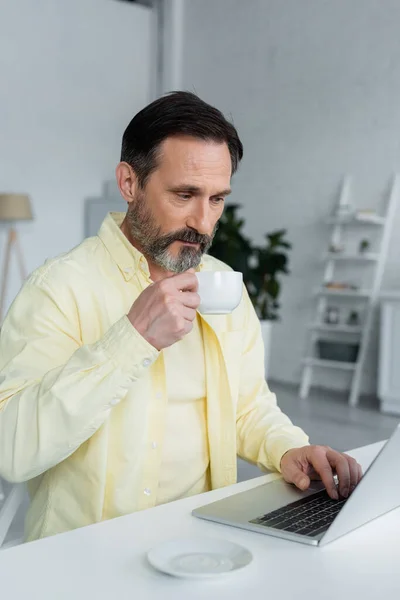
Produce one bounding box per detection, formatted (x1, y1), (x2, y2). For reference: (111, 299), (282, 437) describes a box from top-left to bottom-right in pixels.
(1, 0), (400, 547)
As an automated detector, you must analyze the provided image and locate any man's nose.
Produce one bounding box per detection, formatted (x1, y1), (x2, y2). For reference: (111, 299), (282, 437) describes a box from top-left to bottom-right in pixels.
(186, 202), (214, 235)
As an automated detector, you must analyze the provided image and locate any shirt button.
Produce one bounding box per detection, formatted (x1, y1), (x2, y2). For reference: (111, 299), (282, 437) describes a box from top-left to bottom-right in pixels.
(110, 398), (120, 407)
(156, 391), (162, 399)
(142, 358), (151, 368)
(144, 488), (151, 496)
(151, 441), (158, 449)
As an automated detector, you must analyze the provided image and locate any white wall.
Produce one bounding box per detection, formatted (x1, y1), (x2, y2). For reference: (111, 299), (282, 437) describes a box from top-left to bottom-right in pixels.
(181, 0), (400, 395)
(0, 0), (152, 313)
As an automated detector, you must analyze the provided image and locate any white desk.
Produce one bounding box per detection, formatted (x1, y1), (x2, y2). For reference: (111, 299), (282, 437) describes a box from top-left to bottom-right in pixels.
(1, 441), (399, 599)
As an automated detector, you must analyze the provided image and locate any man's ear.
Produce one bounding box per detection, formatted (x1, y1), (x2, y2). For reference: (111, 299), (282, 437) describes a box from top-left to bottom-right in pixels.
(115, 162), (139, 205)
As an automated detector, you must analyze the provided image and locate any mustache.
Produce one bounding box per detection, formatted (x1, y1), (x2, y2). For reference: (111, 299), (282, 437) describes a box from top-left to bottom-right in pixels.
(156, 228), (214, 251)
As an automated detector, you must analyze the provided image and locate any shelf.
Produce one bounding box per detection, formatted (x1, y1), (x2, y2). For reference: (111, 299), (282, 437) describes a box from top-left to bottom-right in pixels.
(324, 252), (379, 262)
(314, 287), (372, 298)
(354, 214), (386, 225)
(302, 357), (357, 371)
(308, 323), (363, 334)
(327, 215), (386, 226)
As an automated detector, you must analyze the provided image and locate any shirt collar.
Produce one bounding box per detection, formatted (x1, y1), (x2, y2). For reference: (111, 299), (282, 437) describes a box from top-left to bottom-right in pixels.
(97, 212), (205, 281)
(97, 212), (151, 281)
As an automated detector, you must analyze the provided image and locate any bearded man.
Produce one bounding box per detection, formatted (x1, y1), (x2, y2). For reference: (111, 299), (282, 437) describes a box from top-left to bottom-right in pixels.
(0, 92), (361, 541)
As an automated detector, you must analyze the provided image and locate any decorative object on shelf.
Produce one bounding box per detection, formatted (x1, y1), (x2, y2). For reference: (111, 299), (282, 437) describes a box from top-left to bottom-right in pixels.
(359, 239), (371, 254)
(324, 306), (340, 325)
(0, 193), (34, 322)
(347, 310), (360, 327)
(208, 204), (292, 377)
(324, 281), (359, 291)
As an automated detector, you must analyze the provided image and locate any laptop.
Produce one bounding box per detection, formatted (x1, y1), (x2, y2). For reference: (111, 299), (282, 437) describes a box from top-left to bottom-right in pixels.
(193, 423), (400, 546)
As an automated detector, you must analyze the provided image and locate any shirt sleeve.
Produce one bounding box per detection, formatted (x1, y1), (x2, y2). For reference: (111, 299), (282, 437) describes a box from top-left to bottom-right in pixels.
(0, 275), (158, 483)
(235, 286), (309, 472)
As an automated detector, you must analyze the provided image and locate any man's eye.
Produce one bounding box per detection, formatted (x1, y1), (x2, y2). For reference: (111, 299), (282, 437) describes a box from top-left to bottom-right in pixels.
(178, 193), (191, 200)
(212, 197), (225, 204)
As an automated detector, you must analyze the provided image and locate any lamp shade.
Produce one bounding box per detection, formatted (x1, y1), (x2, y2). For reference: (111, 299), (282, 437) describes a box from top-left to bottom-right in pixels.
(0, 194), (33, 222)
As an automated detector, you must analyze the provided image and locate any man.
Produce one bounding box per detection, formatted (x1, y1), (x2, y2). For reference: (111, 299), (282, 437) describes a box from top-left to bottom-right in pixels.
(0, 92), (361, 541)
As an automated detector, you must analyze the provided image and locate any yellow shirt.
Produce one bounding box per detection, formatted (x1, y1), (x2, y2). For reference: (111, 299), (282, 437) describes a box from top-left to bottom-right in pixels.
(157, 314), (210, 505)
(0, 213), (309, 542)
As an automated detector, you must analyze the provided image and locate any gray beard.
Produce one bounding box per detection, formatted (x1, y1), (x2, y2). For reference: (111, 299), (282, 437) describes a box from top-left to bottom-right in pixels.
(126, 196), (216, 273)
(150, 244), (202, 273)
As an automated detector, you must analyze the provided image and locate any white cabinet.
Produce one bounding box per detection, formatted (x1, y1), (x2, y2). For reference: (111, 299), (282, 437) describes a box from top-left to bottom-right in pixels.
(379, 294), (400, 415)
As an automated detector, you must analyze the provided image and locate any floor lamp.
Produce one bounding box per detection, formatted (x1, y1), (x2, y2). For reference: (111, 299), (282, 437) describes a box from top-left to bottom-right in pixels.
(0, 194), (33, 323)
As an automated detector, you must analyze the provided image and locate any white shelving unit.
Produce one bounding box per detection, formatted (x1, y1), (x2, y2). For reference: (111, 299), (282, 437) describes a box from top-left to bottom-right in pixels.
(300, 175), (400, 406)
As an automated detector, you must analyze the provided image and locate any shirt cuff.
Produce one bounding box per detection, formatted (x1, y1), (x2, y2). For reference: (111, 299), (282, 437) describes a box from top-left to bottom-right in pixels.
(93, 315), (159, 375)
(268, 435), (310, 473)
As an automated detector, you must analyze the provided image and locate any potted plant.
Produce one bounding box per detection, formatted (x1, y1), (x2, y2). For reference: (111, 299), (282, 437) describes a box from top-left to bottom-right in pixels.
(208, 204), (292, 376)
(359, 239), (370, 254)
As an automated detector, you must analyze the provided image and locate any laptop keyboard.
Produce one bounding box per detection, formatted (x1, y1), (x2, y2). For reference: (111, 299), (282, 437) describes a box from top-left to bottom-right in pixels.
(249, 489), (348, 537)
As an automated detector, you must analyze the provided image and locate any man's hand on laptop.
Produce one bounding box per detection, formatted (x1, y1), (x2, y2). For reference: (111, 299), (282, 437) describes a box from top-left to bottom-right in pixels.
(280, 446), (363, 500)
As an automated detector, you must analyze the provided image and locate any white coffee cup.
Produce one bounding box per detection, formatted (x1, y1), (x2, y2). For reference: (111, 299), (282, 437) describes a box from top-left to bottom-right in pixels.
(195, 271), (243, 315)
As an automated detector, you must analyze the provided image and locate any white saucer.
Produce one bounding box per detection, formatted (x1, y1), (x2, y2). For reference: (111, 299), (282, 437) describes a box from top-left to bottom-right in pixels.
(147, 537), (253, 579)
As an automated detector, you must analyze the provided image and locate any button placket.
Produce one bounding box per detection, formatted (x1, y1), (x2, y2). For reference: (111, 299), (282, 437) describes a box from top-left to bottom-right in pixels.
(137, 353), (166, 511)
(149, 387), (164, 453)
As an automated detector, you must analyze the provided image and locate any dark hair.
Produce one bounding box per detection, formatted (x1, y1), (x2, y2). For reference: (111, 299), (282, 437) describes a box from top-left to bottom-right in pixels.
(120, 91), (243, 187)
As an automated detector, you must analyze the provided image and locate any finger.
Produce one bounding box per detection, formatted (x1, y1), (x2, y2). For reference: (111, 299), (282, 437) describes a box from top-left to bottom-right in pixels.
(173, 272), (198, 292)
(327, 450), (351, 498)
(280, 451), (311, 490)
(178, 319), (194, 338)
(306, 448), (338, 499)
(342, 454), (361, 492)
(288, 469), (311, 491)
(358, 463), (363, 481)
(180, 291), (201, 309)
(181, 306), (197, 322)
